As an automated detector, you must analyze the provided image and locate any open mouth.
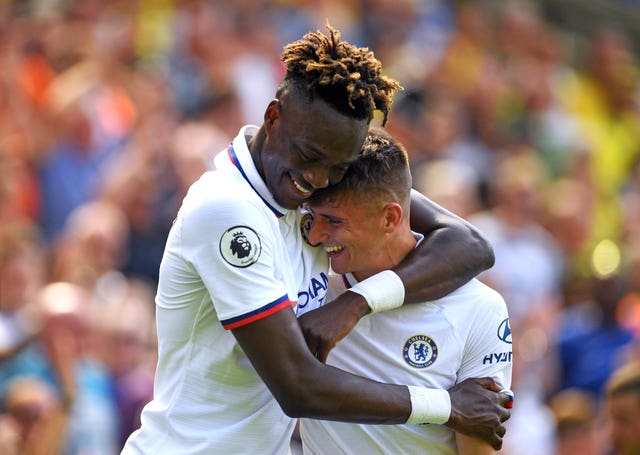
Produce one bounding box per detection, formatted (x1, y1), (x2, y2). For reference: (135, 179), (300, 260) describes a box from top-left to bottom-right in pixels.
(290, 174), (312, 196)
(324, 244), (344, 256)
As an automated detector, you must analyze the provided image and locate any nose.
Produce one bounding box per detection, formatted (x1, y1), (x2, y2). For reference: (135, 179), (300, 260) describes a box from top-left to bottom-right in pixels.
(307, 216), (328, 246)
(302, 166), (330, 190)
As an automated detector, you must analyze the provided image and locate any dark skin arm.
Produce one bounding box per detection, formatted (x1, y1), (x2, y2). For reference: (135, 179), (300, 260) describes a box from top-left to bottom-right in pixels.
(299, 190), (494, 361)
(232, 307), (510, 450)
(403, 189), (495, 301)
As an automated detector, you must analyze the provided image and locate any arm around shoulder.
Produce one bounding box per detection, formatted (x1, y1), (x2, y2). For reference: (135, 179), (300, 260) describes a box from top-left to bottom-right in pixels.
(231, 307), (413, 423)
(400, 189), (494, 303)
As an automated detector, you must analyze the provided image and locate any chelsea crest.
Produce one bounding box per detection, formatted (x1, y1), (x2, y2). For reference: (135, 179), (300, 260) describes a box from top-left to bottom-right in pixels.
(403, 335), (438, 369)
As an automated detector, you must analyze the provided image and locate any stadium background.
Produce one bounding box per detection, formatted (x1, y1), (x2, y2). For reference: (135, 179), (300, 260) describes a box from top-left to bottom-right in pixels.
(1, 0), (639, 454)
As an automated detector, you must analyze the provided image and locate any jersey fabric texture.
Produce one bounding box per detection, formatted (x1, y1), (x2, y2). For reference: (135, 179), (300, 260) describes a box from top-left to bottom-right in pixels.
(122, 126), (328, 455)
(300, 275), (512, 455)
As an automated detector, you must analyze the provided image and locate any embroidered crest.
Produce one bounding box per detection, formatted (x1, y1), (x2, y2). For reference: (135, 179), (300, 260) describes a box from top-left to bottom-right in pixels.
(300, 211), (318, 247)
(403, 335), (438, 369)
(219, 226), (261, 268)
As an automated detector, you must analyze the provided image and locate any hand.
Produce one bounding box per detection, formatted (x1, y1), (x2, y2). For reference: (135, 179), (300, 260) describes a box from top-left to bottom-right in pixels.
(297, 291), (369, 362)
(445, 378), (512, 451)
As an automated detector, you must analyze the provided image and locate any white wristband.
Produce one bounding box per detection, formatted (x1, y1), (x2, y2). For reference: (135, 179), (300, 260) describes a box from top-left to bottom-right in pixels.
(406, 385), (451, 425)
(349, 270), (405, 313)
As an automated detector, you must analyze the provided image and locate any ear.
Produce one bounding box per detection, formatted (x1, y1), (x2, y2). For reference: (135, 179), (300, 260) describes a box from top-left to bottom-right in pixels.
(264, 99), (281, 133)
(382, 202), (403, 234)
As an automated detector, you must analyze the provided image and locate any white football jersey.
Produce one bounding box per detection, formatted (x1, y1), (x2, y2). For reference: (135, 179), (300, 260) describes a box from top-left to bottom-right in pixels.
(123, 126), (329, 455)
(300, 276), (512, 454)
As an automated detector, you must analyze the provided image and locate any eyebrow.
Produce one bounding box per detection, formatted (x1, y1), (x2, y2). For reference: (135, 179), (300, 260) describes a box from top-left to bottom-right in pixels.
(317, 212), (346, 223)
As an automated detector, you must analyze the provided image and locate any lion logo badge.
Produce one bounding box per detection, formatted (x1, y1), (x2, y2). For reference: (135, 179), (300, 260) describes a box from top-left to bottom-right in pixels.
(219, 226), (261, 267)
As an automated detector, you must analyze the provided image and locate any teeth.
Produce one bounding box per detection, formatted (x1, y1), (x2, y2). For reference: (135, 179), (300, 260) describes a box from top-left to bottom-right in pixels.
(292, 176), (311, 194)
(325, 245), (343, 254)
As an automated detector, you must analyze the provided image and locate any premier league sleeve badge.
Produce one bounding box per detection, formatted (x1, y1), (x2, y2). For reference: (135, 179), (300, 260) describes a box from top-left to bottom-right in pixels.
(219, 225), (262, 268)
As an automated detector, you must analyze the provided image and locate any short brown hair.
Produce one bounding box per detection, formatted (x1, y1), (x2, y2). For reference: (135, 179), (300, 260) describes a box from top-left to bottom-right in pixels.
(308, 128), (412, 212)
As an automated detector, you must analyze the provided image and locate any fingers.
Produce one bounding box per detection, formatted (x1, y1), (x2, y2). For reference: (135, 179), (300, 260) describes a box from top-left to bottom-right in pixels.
(316, 347), (328, 363)
(499, 388), (515, 409)
(315, 340), (338, 363)
(491, 422), (508, 450)
(303, 331), (320, 360)
(477, 377), (503, 393)
(490, 433), (504, 451)
(477, 378), (515, 410)
(307, 336), (330, 363)
(491, 397), (510, 450)
(498, 389), (513, 426)
(299, 318), (332, 362)
(490, 387), (511, 450)
(500, 407), (511, 424)
(485, 423), (507, 451)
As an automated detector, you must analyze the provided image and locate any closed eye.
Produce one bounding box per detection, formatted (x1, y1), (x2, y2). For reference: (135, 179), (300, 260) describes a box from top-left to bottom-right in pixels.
(300, 153), (318, 163)
(298, 147), (322, 163)
(322, 215), (343, 225)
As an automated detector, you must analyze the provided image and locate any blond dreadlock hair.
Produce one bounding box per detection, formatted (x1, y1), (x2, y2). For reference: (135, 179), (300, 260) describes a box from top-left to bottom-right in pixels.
(278, 24), (402, 126)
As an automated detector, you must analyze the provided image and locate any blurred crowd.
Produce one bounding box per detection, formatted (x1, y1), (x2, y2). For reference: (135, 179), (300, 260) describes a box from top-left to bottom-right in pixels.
(0, 0), (639, 454)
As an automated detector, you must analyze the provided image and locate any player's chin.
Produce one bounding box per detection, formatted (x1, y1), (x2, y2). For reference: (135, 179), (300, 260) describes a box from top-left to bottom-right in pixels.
(278, 180), (313, 209)
(274, 188), (306, 210)
(328, 259), (348, 275)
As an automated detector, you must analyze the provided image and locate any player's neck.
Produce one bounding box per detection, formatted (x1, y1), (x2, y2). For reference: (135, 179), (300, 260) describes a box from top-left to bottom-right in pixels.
(247, 127), (266, 180)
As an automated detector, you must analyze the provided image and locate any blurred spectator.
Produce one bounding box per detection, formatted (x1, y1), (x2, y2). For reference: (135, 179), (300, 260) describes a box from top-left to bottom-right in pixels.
(0, 282), (119, 455)
(1, 1), (640, 453)
(94, 276), (156, 448)
(37, 4), (139, 242)
(470, 148), (564, 454)
(98, 108), (179, 285)
(166, 120), (226, 194)
(0, 119), (42, 226)
(411, 91), (494, 188)
(470, 149), (564, 328)
(554, 271), (635, 397)
(604, 360), (640, 455)
(162, 1), (227, 118)
(543, 161), (597, 275)
(49, 200), (129, 291)
(0, 376), (68, 455)
(413, 158), (482, 219)
(226, 12), (283, 125)
(558, 26), (640, 245)
(269, 0), (363, 50)
(361, 0), (454, 85)
(547, 388), (606, 455)
(0, 223), (47, 358)
(427, 1), (494, 99)
(36, 95), (124, 242)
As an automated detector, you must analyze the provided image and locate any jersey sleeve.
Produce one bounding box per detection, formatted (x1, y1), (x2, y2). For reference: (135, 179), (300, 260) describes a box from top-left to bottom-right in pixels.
(457, 286), (513, 389)
(179, 190), (294, 330)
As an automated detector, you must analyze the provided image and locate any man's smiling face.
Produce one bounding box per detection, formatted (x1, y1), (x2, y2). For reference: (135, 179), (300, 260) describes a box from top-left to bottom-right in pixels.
(259, 95), (367, 210)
